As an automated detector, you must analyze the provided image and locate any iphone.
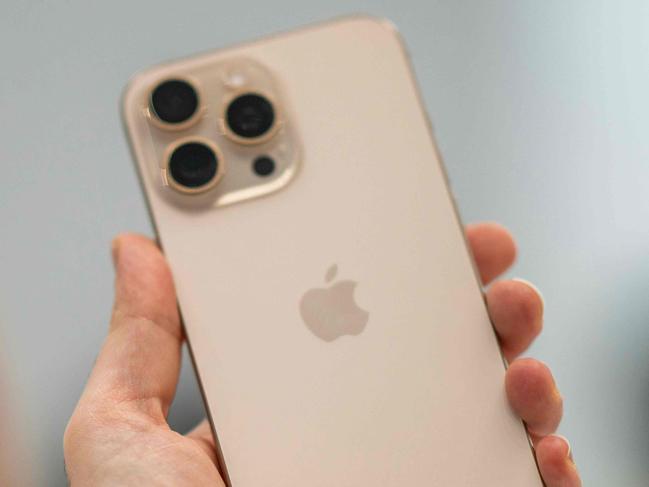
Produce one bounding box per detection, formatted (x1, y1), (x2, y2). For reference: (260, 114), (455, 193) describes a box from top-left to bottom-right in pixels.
(122, 15), (542, 486)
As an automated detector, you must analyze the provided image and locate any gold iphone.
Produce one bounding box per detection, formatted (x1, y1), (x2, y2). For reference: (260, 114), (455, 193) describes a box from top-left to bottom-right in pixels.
(122, 16), (542, 486)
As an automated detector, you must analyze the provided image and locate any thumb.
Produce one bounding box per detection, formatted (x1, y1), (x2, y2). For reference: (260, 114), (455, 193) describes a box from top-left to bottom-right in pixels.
(82, 234), (183, 419)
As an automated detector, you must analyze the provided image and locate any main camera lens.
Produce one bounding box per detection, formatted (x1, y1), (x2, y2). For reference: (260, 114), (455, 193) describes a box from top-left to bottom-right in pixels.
(151, 79), (199, 125)
(225, 93), (275, 140)
(168, 142), (219, 190)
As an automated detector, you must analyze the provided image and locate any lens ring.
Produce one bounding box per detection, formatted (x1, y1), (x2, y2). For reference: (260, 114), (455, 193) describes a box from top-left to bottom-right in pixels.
(164, 138), (224, 194)
(149, 78), (201, 129)
(223, 92), (279, 144)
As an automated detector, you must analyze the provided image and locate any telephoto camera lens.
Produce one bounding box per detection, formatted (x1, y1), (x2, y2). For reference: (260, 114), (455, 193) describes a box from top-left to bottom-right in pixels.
(226, 93), (275, 139)
(168, 142), (219, 190)
(150, 79), (199, 124)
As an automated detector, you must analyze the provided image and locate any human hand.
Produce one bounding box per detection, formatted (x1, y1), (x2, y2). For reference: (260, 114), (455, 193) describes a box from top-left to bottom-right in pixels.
(64, 224), (581, 486)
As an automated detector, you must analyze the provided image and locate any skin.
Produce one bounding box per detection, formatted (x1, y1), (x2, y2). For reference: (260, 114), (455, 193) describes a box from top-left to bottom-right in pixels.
(64, 223), (581, 486)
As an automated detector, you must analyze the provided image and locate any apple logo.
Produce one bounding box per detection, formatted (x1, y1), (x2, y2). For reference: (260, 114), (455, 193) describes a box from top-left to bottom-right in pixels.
(299, 264), (369, 342)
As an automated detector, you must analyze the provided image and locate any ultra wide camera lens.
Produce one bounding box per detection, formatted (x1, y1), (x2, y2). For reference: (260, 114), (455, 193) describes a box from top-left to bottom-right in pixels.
(168, 142), (219, 190)
(150, 79), (199, 125)
(226, 93), (275, 140)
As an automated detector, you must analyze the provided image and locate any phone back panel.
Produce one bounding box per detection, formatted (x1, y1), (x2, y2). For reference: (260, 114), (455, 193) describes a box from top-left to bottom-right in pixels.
(123, 17), (542, 487)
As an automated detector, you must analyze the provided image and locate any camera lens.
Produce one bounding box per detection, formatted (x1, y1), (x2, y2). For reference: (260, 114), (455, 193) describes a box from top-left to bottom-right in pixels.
(150, 79), (199, 124)
(168, 142), (219, 190)
(226, 93), (275, 139)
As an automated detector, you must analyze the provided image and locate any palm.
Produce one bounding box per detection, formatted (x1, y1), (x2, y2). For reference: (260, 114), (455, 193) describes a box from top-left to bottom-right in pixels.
(97, 424), (221, 485)
(65, 225), (580, 487)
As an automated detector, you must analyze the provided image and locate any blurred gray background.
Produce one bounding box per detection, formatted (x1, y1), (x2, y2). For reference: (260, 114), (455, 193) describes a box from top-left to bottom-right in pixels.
(1, 1), (648, 485)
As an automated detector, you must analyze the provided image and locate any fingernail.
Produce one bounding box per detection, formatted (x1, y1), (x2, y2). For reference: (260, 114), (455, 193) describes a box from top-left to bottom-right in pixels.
(512, 278), (544, 311)
(554, 434), (574, 462)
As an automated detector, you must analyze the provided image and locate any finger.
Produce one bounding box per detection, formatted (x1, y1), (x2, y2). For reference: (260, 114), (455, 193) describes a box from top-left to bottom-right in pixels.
(186, 419), (218, 463)
(486, 279), (543, 360)
(82, 233), (182, 420)
(536, 435), (581, 487)
(505, 358), (563, 437)
(465, 223), (517, 285)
